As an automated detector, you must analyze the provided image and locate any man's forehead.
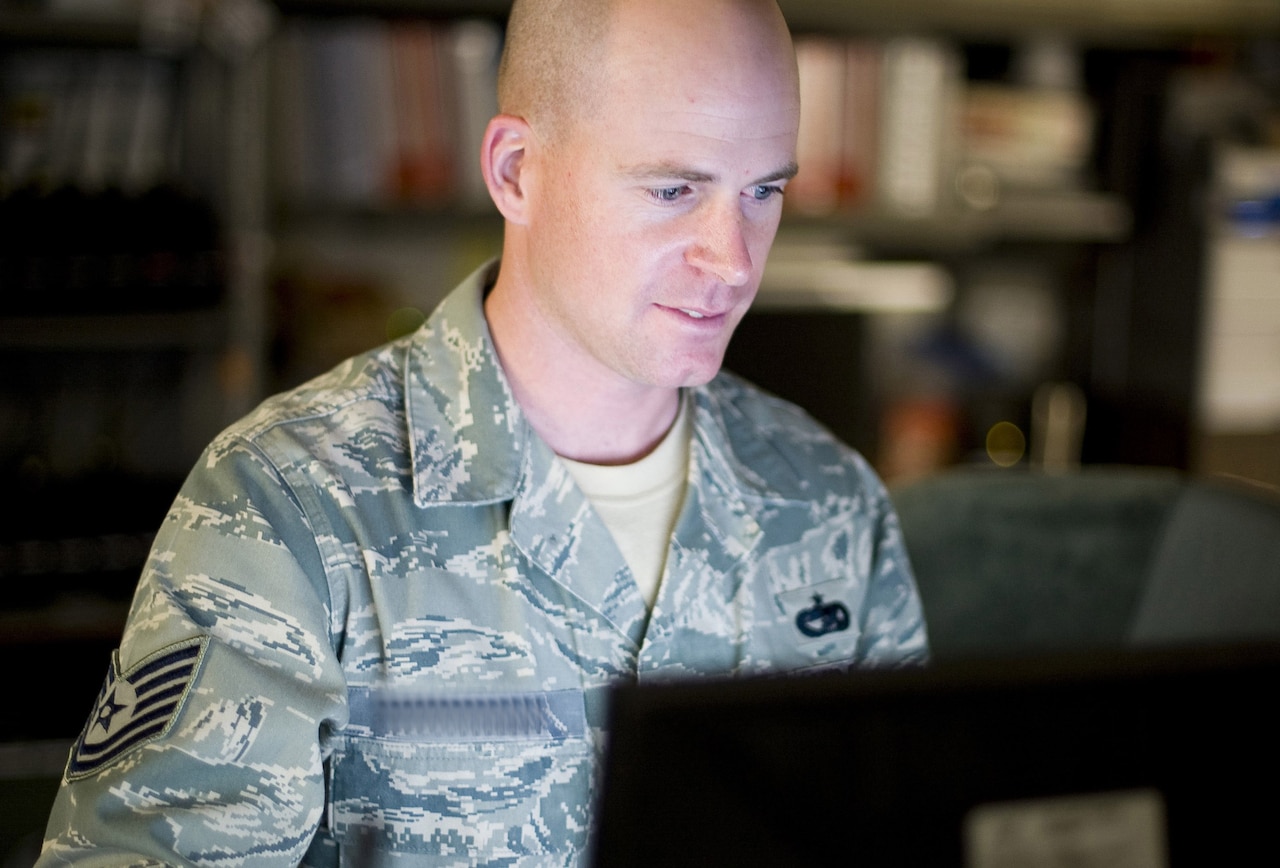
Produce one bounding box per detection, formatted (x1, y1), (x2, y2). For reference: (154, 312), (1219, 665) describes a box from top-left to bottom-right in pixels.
(596, 91), (799, 182)
(607, 104), (800, 162)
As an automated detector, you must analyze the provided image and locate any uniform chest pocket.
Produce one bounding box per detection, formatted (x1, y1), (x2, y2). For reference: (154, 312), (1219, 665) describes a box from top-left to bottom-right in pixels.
(329, 690), (594, 865)
(733, 509), (874, 674)
(740, 578), (865, 674)
(776, 580), (862, 651)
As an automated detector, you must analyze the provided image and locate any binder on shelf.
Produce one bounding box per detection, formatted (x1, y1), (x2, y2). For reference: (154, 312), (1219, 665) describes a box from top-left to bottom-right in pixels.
(960, 83), (1095, 193)
(121, 56), (177, 193)
(791, 36), (846, 215)
(876, 36), (963, 218)
(1, 51), (76, 190)
(786, 32), (1104, 226)
(390, 22), (454, 203)
(1, 48), (178, 195)
(448, 18), (502, 210)
(840, 40), (881, 210)
(789, 36), (882, 217)
(271, 16), (501, 213)
(308, 18), (399, 205)
(271, 23), (317, 204)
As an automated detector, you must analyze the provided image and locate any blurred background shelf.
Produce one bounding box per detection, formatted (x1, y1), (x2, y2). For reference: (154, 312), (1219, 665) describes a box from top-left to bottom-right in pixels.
(780, 0), (1280, 44)
(266, 0), (1280, 42)
(0, 309), (229, 349)
(0, 7), (193, 50)
(785, 191), (1133, 250)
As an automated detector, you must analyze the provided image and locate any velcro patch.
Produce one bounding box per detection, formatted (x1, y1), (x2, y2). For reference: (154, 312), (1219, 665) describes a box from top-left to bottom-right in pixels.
(65, 637), (207, 781)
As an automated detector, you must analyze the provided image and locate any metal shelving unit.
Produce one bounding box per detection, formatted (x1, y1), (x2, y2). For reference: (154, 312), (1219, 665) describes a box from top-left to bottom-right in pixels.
(0, 0), (273, 692)
(1, 2), (272, 421)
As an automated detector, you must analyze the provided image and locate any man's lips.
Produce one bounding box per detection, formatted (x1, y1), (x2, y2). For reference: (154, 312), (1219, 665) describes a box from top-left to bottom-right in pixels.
(657, 304), (729, 321)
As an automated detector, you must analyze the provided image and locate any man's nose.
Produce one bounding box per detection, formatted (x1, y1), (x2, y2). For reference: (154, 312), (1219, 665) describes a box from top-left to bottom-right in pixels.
(685, 200), (752, 287)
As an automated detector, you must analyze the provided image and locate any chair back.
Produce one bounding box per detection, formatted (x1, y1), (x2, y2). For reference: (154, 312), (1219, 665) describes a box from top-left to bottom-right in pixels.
(1129, 476), (1280, 647)
(891, 466), (1185, 660)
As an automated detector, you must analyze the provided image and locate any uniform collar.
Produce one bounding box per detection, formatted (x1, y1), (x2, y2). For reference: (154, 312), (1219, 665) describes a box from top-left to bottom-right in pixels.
(403, 259), (816, 510)
(404, 259), (527, 508)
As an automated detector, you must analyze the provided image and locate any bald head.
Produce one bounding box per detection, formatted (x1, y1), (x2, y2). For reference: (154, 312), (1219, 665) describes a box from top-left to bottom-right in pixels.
(497, 0), (614, 139)
(498, 0), (797, 141)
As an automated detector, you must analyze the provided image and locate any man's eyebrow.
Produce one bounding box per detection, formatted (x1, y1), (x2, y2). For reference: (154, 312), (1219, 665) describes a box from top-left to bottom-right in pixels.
(757, 162), (800, 184)
(620, 161), (800, 186)
(620, 163), (717, 183)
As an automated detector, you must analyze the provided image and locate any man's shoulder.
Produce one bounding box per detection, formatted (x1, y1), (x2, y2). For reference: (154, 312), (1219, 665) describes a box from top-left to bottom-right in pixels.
(225, 340), (413, 450)
(698, 370), (881, 501)
(216, 267), (495, 458)
(704, 369), (827, 430)
(702, 369), (845, 450)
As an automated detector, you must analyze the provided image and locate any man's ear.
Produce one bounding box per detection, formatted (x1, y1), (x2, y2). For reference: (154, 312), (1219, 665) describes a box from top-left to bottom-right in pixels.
(481, 114), (534, 224)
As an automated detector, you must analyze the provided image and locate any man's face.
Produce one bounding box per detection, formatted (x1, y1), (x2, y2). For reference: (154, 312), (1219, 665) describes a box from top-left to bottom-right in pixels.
(521, 2), (800, 392)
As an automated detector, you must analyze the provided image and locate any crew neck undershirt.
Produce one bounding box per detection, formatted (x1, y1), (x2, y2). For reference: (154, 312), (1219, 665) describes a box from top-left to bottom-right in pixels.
(558, 394), (691, 609)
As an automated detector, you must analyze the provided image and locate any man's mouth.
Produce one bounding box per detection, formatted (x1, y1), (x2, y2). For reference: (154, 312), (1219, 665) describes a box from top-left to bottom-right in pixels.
(658, 303), (732, 325)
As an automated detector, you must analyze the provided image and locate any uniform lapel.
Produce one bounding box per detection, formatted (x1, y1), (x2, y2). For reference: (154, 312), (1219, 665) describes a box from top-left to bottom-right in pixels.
(508, 442), (649, 650)
(403, 261), (648, 650)
(405, 261), (524, 507)
(639, 389), (768, 676)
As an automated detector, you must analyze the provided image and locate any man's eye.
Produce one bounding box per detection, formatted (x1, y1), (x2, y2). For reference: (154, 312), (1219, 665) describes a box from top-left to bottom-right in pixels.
(649, 186), (688, 203)
(750, 184), (783, 201)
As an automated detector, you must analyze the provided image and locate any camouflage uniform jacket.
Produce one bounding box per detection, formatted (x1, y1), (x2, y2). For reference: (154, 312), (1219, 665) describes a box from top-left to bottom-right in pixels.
(39, 260), (928, 867)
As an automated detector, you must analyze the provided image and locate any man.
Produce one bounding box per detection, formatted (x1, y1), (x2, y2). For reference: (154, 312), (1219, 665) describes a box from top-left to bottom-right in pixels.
(39, 0), (927, 864)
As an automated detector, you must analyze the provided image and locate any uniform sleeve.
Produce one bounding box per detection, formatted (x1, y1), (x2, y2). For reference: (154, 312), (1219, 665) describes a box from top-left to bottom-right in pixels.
(37, 436), (349, 867)
(854, 460), (931, 668)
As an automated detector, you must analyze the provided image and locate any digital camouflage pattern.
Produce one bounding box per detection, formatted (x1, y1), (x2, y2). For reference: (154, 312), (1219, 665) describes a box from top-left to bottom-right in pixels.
(39, 260), (928, 867)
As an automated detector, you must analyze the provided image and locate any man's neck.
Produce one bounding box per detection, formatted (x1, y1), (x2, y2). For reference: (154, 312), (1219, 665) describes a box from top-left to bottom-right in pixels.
(484, 267), (682, 466)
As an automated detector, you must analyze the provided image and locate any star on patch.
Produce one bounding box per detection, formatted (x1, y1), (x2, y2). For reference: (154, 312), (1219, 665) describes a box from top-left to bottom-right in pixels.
(66, 637), (207, 781)
(90, 679), (137, 739)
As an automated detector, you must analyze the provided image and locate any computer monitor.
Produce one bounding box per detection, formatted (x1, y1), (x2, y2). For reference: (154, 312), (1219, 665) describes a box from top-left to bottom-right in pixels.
(592, 644), (1280, 867)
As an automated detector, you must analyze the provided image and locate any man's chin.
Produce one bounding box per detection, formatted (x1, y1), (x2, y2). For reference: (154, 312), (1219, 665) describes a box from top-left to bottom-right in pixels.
(632, 344), (733, 390)
(667, 361), (727, 390)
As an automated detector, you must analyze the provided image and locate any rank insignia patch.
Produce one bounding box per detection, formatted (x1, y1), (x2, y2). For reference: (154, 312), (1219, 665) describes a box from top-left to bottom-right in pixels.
(66, 638), (207, 781)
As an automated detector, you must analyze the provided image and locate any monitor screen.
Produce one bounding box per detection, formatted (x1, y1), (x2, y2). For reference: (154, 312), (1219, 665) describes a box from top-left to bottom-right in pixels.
(591, 644), (1279, 868)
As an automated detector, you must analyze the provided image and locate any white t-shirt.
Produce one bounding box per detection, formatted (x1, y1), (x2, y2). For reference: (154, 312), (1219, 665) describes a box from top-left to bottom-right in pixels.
(558, 395), (691, 609)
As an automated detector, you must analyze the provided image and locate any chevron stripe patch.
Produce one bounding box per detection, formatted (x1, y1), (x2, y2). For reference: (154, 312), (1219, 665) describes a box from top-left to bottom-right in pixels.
(66, 638), (207, 781)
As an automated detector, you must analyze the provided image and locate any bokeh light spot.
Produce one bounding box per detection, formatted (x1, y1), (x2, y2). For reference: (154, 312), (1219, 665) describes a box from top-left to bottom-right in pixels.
(986, 421), (1027, 468)
(386, 307), (427, 341)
